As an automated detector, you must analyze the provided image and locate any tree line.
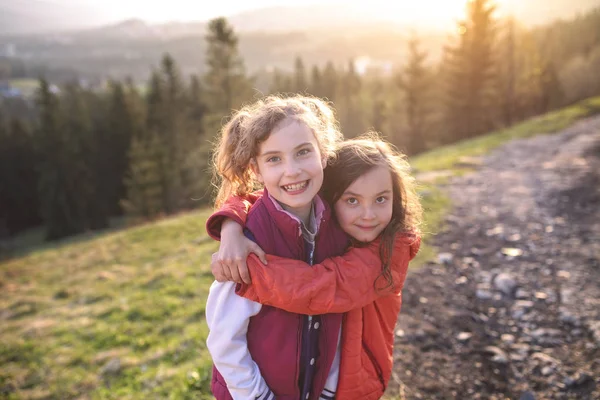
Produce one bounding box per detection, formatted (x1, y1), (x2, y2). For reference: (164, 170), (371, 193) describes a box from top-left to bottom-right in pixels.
(1, 0), (599, 242)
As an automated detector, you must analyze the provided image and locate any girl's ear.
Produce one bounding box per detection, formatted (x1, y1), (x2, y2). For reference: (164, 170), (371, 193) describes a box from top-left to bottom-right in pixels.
(251, 159), (264, 184)
(321, 156), (327, 169)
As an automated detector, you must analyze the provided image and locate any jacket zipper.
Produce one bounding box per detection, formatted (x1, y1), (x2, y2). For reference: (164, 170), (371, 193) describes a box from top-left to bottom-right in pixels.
(363, 341), (385, 391)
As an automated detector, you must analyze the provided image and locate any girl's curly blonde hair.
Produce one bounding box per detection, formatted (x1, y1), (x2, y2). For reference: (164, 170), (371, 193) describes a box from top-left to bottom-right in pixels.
(212, 95), (343, 208)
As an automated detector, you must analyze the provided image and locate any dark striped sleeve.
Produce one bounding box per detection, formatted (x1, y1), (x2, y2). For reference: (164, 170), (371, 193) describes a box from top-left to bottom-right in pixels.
(320, 388), (336, 399)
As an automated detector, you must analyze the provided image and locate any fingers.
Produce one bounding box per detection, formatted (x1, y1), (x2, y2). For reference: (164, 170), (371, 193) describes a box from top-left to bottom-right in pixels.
(211, 235), (265, 284)
(250, 243), (268, 265)
(237, 258), (251, 284)
(228, 258), (242, 284)
(224, 265), (235, 282)
(211, 259), (229, 282)
(212, 256), (245, 283)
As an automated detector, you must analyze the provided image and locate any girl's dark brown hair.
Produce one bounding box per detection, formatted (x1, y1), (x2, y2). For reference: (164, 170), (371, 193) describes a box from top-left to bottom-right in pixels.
(321, 133), (422, 291)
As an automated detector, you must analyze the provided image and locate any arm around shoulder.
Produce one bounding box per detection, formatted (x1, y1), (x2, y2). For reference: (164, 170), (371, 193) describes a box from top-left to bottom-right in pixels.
(236, 232), (421, 314)
(205, 191), (262, 240)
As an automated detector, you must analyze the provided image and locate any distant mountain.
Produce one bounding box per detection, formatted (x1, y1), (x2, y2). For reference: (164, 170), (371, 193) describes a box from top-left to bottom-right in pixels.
(76, 19), (208, 40)
(227, 5), (394, 32)
(2, 1), (599, 37)
(74, 5), (396, 40)
(14, 5), (395, 39)
(0, 0), (113, 35)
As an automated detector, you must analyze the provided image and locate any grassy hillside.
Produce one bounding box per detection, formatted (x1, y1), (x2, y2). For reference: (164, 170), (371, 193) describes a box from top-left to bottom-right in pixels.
(8, 78), (39, 97)
(413, 96), (600, 173)
(1, 211), (218, 399)
(2, 96), (599, 399)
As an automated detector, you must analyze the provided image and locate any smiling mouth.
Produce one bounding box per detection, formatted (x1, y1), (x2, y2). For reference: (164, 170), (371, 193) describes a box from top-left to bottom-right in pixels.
(356, 225), (378, 230)
(282, 181), (308, 192)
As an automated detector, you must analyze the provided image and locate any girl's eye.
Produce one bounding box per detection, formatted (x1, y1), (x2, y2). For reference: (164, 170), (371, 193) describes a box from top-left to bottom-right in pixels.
(376, 196), (387, 204)
(346, 198), (358, 205)
(297, 148), (310, 156)
(266, 156), (281, 163)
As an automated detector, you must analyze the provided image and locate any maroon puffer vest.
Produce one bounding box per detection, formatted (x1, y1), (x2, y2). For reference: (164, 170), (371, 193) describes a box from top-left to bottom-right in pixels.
(211, 191), (349, 400)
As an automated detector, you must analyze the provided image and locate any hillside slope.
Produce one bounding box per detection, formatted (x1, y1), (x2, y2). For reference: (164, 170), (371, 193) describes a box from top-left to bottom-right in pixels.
(1, 97), (599, 399)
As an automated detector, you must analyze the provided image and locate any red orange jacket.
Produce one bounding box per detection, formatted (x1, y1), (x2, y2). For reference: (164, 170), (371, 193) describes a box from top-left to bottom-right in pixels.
(206, 195), (421, 399)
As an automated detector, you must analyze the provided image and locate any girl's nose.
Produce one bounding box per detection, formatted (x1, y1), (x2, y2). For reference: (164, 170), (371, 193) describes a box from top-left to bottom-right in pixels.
(284, 160), (301, 176)
(362, 206), (376, 220)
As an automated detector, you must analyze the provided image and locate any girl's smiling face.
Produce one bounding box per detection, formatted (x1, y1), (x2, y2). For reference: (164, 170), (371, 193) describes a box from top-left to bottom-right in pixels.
(334, 164), (394, 242)
(253, 119), (326, 223)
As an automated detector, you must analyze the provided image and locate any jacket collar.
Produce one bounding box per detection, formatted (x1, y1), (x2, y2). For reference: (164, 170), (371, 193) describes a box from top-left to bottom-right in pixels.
(262, 188), (327, 238)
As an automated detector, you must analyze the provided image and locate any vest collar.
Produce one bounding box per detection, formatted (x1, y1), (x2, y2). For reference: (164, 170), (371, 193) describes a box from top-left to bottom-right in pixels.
(262, 188), (327, 237)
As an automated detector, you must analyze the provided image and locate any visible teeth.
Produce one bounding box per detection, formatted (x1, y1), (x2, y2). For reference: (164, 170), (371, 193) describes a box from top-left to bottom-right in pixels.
(284, 181), (307, 191)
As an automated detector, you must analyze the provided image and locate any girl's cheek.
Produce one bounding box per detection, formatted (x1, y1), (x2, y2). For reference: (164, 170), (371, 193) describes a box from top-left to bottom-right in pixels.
(307, 154), (324, 168)
(339, 207), (355, 223)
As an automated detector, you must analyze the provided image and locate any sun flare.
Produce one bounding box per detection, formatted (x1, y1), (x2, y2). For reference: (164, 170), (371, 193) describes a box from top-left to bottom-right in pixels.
(363, 0), (510, 26)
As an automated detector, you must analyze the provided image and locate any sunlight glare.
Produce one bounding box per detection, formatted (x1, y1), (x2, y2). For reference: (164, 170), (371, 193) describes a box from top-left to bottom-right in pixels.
(348, 0), (489, 28)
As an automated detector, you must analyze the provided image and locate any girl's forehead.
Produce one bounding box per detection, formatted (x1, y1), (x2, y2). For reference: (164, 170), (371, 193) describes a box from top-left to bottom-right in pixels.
(344, 165), (393, 194)
(259, 120), (320, 153)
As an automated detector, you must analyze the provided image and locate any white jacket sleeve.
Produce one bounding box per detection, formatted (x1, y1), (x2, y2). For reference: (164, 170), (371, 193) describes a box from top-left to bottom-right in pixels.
(321, 324), (342, 399)
(206, 281), (274, 400)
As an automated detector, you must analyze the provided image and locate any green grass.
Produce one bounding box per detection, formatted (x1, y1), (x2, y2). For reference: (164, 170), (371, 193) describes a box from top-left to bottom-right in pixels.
(412, 184), (452, 265)
(1, 211), (217, 399)
(412, 96), (600, 173)
(8, 78), (40, 97)
(2, 96), (599, 399)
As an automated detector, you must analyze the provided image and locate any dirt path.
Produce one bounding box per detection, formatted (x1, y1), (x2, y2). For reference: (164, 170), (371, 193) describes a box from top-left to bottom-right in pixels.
(387, 116), (600, 399)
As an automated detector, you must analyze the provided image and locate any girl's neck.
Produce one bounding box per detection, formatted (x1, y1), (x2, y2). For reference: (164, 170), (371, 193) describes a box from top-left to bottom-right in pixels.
(264, 189), (316, 228)
(281, 203), (313, 227)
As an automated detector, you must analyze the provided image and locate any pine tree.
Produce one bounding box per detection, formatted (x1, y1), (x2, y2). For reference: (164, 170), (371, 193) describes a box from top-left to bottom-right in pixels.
(61, 82), (106, 230)
(371, 95), (387, 135)
(139, 55), (195, 214)
(0, 114), (41, 236)
(535, 60), (562, 113)
(188, 74), (207, 132)
(343, 59), (362, 98)
(157, 54), (186, 213)
(269, 68), (293, 94)
(35, 79), (82, 240)
(293, 56), (308, 93)
(0, 111), (7, 239)
(310, 65), (323, 98)
(337, 60), (366, 138)
(497, 16), (518, 126)
(204, 17), (252, 116)
(443, 0), (497, 140)
(83, 86), (115, 226)
(122, 131), (165, 220)
(105, 80), (136, 214)
(396, 35), (431, 154)
(121, 82), (165, 220)
(182, 74), (211, 206)
(500, 26), (563, 120)
(146, 70), (165, 133)
(321, 61), (338, 101)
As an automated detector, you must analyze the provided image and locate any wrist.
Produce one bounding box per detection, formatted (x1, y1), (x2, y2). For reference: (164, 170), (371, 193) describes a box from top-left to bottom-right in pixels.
(221, 219), (243, 235)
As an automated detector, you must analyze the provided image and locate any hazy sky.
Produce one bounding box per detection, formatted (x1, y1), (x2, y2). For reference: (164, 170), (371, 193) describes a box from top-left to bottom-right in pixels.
(56, 0), (329, 22)
(50, 0), (486, 22)
(38, 0), (600, 27)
